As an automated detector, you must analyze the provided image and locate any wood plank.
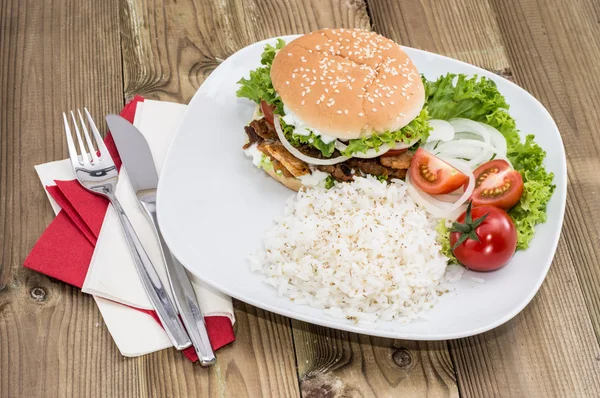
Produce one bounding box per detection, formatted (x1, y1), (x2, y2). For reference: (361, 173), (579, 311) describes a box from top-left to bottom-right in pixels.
(368, 0), (510, 74)
(290, 0), (508, 395)
(120, 0), (371, 102)
(0, 0), (143, 397)
(450, 0), (600, 395)
(294, 322), (458, 397)
(118, 0), (369, 395)
(119, 0), (459, 395)
(135, 301), (298, 397)
(369, 0), (600, 396)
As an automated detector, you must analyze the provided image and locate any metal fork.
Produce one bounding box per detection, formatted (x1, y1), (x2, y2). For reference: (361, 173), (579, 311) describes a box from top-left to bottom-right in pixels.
(62, 108), (192, 350)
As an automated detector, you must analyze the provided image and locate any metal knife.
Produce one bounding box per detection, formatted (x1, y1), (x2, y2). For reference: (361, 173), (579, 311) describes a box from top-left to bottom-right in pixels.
(106, 114), (216, 366)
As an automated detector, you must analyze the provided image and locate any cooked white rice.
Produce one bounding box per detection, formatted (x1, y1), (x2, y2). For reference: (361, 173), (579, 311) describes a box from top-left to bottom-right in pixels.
(248, 176), (450, 324)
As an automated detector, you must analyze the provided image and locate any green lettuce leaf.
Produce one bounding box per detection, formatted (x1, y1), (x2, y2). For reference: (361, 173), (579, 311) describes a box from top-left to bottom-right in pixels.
(424, 74), (508, 121)
(236, 39), (285, 115)
(341, 109), (431, 157)
(325, 175), (336, 189)
(424, 73), (555, 252)
(436, 220), (458, 264)
(280, 119), (336, 157)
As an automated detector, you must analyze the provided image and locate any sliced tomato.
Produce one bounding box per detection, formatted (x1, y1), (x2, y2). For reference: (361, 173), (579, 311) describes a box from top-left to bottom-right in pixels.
(470, 159), (523, 210)
(409, 148), (469, 195)
(380, 148), (409, 157)
(260, 100), (276, 125)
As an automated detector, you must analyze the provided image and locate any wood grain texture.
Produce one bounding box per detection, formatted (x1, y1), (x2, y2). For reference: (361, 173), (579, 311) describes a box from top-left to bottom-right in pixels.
(370, 0), (600, 396)
(367, 0), (510, 74)
(0, 0), (138, 396)
(448, 0), (600, 395)
(120, 0), (371, 103)
(4, 0), (600, 397)
(118, 0), (369, 396)
(294, 322), (458, 398)
(133, 301), (299, 397)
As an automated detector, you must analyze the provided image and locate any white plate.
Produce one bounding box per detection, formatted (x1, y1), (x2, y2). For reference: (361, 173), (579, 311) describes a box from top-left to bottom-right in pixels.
(157, 35), (567, 340)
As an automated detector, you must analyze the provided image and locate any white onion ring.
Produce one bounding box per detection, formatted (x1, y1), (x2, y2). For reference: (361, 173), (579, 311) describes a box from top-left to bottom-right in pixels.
(334, 141), (391, 158)
(405, 157), (475, 220)
(449, 118), (491, 144)
(428, 119), (455, 142)
(334, 138), (418, 159)
(434, 139), (500, 168)
(478, 122), (508, 157)
(274, 115), (349, 165)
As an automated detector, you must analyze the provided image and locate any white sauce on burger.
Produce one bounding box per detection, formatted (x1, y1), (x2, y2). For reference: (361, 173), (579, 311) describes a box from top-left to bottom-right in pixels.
(298, 169), (330, 187)
(282, 105), (338, 144)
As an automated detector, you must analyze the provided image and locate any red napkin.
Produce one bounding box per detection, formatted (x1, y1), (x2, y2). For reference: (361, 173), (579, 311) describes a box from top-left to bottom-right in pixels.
(25, 96), (235, 360)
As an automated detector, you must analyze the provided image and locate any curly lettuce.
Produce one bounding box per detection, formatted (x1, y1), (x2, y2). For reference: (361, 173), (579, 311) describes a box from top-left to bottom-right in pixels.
(436, 220), (458, 264)
(280, 119), (336, 157)
(341, 109), (432, 156)
(425, 73), (555, 251)
(236, 39), (285, 115)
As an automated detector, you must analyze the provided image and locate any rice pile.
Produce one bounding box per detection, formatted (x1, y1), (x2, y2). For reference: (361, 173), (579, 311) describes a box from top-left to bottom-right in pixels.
(248, 176), (449, 324)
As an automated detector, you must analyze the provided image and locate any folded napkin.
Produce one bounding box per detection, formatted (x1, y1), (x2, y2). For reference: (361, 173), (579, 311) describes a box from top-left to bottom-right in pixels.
(26, 97), (235, 359)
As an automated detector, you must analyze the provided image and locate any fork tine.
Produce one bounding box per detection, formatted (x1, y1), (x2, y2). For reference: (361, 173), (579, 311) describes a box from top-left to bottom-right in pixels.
(63, 113), (81, 167)
(77, 109), (100, 163)
(84, 108), (110, 159)
(70, 111), (90, 165)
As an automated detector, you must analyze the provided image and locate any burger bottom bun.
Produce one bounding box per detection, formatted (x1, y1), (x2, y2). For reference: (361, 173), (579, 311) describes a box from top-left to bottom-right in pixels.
(264, 167), (303, 191)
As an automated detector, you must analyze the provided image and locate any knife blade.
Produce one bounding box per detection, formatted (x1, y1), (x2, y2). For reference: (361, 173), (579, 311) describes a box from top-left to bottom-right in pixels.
(106, 114), (216, 366)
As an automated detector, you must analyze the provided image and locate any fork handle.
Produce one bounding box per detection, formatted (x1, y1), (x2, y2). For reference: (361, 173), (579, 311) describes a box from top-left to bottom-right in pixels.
(108, 194), (192, 350)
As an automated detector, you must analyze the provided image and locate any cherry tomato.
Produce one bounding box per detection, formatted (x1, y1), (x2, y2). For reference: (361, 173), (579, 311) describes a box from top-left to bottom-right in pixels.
(450, 204), (517, 271)
(409, 148), (469, 194)
(469, 159), (523, 210)
(380, 148), (408, 157)
(260, 100), (276, 125)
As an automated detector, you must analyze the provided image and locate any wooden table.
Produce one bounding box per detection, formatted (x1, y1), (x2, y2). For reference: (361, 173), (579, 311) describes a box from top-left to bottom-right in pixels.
(2, 0), (600, 396)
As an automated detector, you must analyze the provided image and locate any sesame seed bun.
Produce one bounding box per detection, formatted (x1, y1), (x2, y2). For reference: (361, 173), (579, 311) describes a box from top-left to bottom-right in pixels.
(271, 29), (425, 140)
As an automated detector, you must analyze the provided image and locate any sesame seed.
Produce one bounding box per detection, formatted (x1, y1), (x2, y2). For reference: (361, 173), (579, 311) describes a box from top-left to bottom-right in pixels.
(286, 81), (290, 85)
(380, 101), (385, 106)
(358, 112), (364, 117)
(372, 108), (377, 112)
(337, 110), (342, 114)
(301, 100), (305, 105)
(344, 109), (348, 114)
(287, 53), (292, 56)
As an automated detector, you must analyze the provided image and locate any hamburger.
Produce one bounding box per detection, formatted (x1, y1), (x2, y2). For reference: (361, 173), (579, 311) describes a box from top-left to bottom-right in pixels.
(237, 28), (430, 191)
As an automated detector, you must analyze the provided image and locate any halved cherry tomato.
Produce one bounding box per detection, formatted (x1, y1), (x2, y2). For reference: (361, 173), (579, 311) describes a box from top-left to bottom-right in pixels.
(450, 203), (517, 271)
(409, 148), (469, 194)
(469, 159), (523, 210)
(260, 100), (276, 125)
(380, 148), (409, 157)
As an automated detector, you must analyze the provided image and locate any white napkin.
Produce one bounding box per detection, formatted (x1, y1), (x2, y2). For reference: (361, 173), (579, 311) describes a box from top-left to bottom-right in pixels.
(35, 159), (173, 355)
(35, 100), (234, 357)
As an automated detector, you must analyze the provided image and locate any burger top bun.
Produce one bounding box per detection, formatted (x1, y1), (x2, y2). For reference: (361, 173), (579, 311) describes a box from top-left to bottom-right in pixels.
(271, 28), (425, 140)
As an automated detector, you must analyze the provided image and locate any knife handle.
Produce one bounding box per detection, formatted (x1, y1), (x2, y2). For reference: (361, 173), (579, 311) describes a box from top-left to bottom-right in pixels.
(107, 194), (192, 350)
(141, 198), (217, 367)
